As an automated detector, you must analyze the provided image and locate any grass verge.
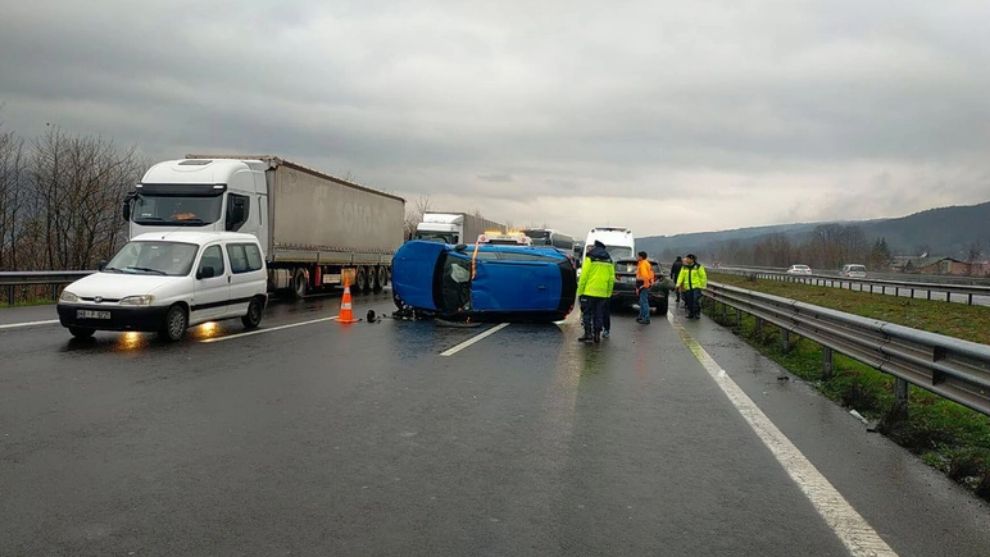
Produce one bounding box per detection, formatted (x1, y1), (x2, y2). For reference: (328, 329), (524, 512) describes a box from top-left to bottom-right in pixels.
(710, 272), (990, 345)
(702, 281), (990, 501)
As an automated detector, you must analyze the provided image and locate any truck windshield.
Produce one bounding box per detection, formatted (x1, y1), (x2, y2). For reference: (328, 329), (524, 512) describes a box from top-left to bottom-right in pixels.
(416, 232), (457, 244)
(133, 194), (223, 226)
(105, 241), (199, 276)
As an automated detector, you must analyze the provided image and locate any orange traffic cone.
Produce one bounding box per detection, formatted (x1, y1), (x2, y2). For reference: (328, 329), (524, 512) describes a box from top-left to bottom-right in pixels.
(337, 281), (360, 324)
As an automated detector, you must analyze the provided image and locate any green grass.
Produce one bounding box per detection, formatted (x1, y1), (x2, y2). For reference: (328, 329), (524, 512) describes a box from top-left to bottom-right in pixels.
(710, 272), (990, 345)
(0, 297), (56, 309)
(703, 291), (990, 501)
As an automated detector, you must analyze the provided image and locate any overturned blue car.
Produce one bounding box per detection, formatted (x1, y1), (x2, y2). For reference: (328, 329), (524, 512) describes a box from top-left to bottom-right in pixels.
(391, 241), (578, 322)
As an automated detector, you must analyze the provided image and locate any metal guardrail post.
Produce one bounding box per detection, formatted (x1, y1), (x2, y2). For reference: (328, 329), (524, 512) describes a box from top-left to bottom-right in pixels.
(893, 378), (909, 418)
(781, 328), (791, 352)
(822, 347), (834, 379)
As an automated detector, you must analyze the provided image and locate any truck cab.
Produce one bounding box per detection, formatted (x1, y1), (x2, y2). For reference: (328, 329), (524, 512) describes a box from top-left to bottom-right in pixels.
(125, 159), (269, 255)
(414, 213), (464, 244)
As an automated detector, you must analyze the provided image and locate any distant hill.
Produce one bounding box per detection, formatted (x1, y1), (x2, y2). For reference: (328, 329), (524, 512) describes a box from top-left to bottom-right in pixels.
(638, 200), (990, 261)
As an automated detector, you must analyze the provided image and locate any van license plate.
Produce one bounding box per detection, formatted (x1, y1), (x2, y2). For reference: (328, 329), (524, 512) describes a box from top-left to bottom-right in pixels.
(77, 310), (111, 320)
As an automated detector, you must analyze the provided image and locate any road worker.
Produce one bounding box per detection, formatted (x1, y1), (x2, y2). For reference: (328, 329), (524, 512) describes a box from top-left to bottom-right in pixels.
(670, 256), (683, 306)
(636, 251), (656, 324)
(577, 240), (615, 344)
(676, 253), (708, 319)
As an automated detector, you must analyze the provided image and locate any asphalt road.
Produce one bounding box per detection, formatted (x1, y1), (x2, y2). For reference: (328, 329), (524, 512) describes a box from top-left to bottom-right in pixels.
(2, 293), (989, 556)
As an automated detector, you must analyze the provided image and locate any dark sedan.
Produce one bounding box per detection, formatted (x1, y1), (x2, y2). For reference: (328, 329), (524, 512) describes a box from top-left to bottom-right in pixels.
(611, 259), (671, 315)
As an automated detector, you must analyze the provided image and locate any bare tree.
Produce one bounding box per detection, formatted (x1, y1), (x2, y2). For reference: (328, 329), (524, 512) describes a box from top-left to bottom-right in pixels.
(0, 123), (27, 270)
(967, 241), (983, 276)
(404, 194), (432, 240)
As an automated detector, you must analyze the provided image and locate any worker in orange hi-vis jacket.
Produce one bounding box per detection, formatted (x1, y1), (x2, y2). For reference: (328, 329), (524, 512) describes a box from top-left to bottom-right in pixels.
(635, 251), (656, 324)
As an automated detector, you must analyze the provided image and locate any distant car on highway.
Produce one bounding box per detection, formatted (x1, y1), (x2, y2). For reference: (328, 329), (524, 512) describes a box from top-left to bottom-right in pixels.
(391, 240), (577, 322)
(786, 265), (813, 275)
(611, 259), (671, 314)
(840, 264), (868, 278)
(57, 231), (268, 341)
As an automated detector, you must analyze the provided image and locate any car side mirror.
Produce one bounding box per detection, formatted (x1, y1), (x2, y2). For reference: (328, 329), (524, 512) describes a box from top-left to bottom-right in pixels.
(454, 244), (467, 252)
(197, 266), (216, 280)
(98, 260), (108, 271)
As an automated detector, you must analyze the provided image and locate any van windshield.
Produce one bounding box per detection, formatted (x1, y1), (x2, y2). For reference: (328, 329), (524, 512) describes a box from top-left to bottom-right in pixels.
(105, 241), (199, 276)
(604, 245), (633, 260)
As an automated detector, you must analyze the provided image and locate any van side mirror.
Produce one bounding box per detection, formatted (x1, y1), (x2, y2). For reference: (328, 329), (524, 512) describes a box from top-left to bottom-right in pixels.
(98, 260), (108, 271)
(197, 266), (216, 280)
(121, 200), (131, 221)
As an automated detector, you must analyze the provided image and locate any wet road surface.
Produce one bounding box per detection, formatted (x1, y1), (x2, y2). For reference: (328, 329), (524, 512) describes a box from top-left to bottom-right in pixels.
(1, 293), (989, 555)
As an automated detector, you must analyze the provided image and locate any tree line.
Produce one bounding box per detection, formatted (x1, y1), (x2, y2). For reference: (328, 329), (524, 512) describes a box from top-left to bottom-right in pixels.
(0, 123), (144, 271)
(660, 224), (894, 270)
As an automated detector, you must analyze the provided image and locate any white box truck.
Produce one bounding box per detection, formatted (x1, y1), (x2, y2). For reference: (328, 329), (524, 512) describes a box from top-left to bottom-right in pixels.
(123, 155), (405, 298)
(414, 212), (505, 245)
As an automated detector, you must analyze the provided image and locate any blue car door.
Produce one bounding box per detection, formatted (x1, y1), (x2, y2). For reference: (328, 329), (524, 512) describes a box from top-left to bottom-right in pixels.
(471, 252), (562, 312)
(392, 241), (449, 311)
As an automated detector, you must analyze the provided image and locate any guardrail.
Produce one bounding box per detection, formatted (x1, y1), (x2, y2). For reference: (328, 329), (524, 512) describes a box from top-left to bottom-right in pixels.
(702, 282), (990, 416)
(716, 267), (990, 305)
(0, 271), (94, 306)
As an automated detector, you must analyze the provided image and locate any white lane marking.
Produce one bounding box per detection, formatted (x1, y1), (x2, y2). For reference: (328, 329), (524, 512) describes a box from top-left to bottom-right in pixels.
(201, 316), (339, 343)
(0, 319), (60, 330)
(669, 313), (897, 557)
(440, 323), (510, 357)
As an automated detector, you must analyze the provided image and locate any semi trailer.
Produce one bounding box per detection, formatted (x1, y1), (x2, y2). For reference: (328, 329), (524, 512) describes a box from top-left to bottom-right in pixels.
(414, 212), (505, 245)
(123, 155), (405, 298)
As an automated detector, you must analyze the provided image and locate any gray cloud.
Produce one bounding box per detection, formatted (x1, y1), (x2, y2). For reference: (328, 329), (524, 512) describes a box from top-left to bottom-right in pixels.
(1, 0), (988, 238)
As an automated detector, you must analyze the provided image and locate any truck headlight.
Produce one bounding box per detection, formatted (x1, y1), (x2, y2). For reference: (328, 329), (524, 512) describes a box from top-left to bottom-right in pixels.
(59, 290), (80, 303)
(119, 295), (155, 306)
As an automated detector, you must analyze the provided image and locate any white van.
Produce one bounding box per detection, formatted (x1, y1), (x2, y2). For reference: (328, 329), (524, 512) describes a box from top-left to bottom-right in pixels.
(583, 227), (635, 262)
(57, 231), (268, 341)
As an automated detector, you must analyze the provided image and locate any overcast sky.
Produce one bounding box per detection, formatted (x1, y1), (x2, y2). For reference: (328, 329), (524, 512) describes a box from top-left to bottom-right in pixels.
(1, 0), (988, 237)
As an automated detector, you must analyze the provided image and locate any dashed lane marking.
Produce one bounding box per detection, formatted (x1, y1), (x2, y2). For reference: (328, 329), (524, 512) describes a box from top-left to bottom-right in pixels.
(669, 312), (897, 557)
(440, 323), (510, 356)
(0, 319), (60, 330)
(201, 316), (339, 343)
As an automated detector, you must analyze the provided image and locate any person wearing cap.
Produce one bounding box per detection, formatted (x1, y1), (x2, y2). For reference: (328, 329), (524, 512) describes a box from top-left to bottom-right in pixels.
(576, 240), (615, 343)
(635, 251), (656, 324)
(676, 253), (707, 319)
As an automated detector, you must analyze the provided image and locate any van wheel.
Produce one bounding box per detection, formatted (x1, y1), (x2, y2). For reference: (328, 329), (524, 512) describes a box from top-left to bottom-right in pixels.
(242, 297), (264, 329)
(292, 269), (308, 299)
(69, 327), (95, 339)
(159, 305), (188, 342)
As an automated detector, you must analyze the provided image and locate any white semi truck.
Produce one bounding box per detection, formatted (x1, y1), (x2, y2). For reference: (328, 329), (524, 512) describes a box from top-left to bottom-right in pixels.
(414, 212), (505, 245)
(123, 155), (405, 298)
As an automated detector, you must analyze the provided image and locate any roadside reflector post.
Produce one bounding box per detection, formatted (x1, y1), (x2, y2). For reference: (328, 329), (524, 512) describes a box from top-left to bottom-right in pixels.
(822, 346), (834, 379)
(968, 293), (973, 305)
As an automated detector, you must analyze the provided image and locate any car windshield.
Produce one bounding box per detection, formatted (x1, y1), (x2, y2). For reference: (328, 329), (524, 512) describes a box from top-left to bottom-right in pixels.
(105, 241), (199, 276)
(604, 245), (633, 260)
(133, 194), (223, 226)
(848, 265), (866, 272)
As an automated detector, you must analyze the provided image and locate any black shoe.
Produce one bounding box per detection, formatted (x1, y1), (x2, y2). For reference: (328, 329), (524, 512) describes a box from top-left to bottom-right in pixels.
(594, 332), (601, 343)
(577, 335), (592, 343)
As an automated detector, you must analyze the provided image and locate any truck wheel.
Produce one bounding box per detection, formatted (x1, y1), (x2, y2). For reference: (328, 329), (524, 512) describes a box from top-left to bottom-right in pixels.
(241, 297), (264, 329)
(159, 305), (188, 342)
(373, 266), (386, 293)
(68, 327), (95, 339)
(356, 267), (369, 293)
(292, 269), (308, 299)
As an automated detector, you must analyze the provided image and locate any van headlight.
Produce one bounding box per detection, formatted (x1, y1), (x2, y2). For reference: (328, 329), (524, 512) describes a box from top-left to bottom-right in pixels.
(59, 290), (80, 303)
(119, 295), (155, 306)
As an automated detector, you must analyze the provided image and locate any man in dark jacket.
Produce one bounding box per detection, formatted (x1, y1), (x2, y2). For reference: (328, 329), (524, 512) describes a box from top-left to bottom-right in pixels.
(670, 256), (683, 305)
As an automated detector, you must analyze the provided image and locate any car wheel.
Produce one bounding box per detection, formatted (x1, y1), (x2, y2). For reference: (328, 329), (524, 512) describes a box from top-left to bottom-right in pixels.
(159, 304), (188, 342)
(654, 297), (669, 316)
(241, 297), (264, 330)
(68, 327), (95, 339)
